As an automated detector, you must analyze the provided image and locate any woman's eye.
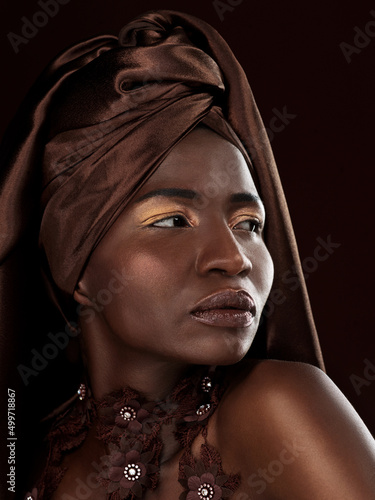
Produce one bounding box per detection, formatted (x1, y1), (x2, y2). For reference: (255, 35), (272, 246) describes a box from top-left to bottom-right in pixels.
(151, 215), (191, 228)
(234, 219), (261, 233)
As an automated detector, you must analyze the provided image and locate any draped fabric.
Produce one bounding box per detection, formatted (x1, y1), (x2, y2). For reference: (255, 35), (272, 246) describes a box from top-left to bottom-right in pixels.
(0, 10), (324, 499)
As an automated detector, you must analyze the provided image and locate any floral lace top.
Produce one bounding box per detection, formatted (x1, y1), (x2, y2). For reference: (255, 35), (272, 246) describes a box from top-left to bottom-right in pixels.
(24, 368), (240, 500)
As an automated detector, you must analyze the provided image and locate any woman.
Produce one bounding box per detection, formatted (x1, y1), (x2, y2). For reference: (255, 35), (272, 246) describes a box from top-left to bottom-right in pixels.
(0, 9), (374, 500)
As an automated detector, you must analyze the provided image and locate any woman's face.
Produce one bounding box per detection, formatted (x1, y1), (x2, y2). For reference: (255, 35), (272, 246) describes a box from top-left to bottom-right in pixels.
(76, 127), (274, 366)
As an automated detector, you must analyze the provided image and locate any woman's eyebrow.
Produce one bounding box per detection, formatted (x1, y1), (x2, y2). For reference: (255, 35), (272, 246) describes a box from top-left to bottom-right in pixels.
(134, 188), (264, 209)
(135, 188), (200, 203)
(230, 192), (264, 208)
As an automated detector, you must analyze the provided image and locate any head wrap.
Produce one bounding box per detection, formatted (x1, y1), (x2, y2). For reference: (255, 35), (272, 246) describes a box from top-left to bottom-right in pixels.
(0, 10), (324, 497)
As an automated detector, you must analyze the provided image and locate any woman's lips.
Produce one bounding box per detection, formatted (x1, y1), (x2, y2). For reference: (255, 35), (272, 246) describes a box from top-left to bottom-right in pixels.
(190, 289), (256, 328)
(192, 309), (254, 328)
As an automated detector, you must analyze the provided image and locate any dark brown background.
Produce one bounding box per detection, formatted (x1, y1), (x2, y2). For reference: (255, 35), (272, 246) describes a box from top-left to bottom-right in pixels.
(1, 0), (374, 435)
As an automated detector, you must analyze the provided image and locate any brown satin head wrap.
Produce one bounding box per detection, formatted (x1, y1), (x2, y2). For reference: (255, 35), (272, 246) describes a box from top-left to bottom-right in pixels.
(0, 11), (324, 493)
(40, 23), (229, 297)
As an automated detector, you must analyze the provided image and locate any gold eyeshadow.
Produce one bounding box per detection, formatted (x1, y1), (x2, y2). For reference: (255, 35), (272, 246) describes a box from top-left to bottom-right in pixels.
(132, 196), (264, 227)
(134, 200), (195, 225)
(229, 208), (264, 224)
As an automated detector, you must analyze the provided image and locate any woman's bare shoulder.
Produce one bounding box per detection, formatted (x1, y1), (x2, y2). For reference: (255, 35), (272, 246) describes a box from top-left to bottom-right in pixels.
(219, 358), (373, 425)
(223, 358), (352, 408)
(214, 359), (375, 498)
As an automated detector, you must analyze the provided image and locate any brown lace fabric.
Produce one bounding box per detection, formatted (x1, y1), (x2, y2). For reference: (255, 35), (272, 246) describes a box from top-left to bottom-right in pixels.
(25, 367), (240, 500)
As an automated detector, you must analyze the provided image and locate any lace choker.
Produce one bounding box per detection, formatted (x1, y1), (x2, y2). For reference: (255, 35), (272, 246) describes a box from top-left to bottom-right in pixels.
(25, 368), (240, 500)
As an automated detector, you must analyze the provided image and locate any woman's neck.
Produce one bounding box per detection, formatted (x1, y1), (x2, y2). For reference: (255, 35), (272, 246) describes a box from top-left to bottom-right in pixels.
(79, 318), (190, 400)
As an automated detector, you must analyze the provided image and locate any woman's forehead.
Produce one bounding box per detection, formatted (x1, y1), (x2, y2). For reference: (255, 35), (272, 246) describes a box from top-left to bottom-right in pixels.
(137, 126), (259, 197)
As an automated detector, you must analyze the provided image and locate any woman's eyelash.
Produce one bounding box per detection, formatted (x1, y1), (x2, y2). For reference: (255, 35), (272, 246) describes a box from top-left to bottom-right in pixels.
(150, 215), (191, 228)
(234, 219), (262, 233)
(149, 215), (263, 232)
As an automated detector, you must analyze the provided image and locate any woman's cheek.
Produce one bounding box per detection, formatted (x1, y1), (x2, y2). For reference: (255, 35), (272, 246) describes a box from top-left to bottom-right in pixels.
(256, 245), (274, 305)
(121, 251), (178, 302)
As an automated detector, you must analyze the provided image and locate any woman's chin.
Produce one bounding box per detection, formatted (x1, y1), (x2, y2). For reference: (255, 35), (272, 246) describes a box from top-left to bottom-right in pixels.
(187, 341), (252, 367)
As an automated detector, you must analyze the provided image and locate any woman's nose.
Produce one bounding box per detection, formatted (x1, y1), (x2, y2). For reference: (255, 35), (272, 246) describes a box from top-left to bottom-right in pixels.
(195, 223), (253, 277)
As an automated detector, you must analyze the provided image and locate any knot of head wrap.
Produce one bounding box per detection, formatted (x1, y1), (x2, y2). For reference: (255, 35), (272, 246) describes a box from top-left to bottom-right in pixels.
(40, 11), (232, 296)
